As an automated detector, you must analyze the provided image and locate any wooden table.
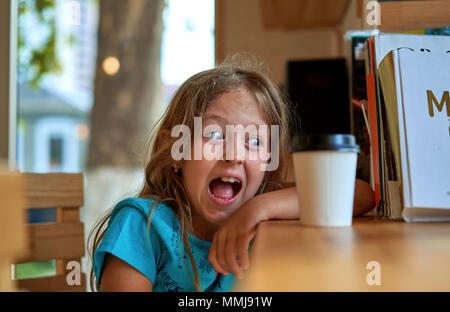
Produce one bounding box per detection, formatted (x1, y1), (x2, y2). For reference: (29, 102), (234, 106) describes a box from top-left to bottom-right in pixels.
(235, 217), (450, 291)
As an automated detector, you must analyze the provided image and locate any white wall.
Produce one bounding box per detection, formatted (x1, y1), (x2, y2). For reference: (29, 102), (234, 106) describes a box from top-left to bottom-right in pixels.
(218, 0), (346, 85)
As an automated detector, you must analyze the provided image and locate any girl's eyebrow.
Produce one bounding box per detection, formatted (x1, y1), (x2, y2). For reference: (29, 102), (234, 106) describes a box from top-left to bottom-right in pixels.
(204, 113), (267, 126)
(203, 113), (228, 124)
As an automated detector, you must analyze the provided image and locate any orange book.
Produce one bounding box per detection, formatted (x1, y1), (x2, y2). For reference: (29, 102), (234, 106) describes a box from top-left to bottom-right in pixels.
(366, 73), (380, 208)
(366, 36), (381, 208)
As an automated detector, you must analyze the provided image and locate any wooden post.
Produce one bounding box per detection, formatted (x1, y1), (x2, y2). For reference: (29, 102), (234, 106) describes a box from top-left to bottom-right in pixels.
(0, 168), (28, 291)
(0, 0), (18, 164)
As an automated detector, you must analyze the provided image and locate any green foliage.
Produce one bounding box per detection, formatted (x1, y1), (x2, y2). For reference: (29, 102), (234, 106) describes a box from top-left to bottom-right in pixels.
(34, 0), (55, 19)
(18, 0), (62, 88)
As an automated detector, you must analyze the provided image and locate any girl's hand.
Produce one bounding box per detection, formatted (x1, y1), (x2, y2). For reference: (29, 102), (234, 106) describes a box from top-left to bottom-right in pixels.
(208, 186), (299, 280)
(208, 196), (268, 280)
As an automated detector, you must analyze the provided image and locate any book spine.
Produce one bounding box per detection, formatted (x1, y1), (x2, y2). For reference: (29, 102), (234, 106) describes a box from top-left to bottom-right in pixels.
(366, 73), (381, 210)
(368, 36), (384, 214)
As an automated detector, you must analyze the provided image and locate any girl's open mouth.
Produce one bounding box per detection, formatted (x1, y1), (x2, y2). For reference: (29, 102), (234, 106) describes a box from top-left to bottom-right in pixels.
(208, 176), (242, 205)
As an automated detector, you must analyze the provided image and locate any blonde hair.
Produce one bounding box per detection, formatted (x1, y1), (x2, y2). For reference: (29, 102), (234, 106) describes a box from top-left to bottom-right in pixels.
(88, 58), (294, 291)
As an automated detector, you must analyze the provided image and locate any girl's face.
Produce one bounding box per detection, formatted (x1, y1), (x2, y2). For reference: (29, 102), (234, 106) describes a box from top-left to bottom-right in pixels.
(180, 88), (271, 240)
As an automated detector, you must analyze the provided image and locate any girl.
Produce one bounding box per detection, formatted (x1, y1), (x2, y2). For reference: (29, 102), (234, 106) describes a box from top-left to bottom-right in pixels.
(89, 60), (375, 292)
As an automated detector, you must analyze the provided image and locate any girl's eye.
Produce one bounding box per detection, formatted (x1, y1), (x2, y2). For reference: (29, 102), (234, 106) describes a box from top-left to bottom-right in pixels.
(205, 130), (223, 140)
(248, 137), (262, 147)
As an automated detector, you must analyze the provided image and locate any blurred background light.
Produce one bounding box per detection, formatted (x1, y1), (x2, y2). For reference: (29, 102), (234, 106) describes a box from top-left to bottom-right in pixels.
(75, 123), (89, 140)
(102, 56), (120, 76)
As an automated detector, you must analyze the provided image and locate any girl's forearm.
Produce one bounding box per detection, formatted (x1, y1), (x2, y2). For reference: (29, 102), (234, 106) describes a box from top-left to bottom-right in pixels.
(256, 186), (300, 221)
(256, 179), (375, 220)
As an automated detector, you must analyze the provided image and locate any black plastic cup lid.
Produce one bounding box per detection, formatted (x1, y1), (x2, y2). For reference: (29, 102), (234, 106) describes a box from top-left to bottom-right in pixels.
(291, 134), (360, 153)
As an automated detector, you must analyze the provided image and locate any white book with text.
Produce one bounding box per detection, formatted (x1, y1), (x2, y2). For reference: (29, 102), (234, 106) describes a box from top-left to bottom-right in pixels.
(386, 49), (450, 221)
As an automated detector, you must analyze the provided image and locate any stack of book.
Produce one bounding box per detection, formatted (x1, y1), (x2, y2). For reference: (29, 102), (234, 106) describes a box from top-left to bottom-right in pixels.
(351, 32), (450, 221)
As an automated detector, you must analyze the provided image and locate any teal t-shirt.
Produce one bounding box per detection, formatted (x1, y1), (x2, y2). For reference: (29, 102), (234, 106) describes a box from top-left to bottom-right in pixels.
(93, 197), (236, 292)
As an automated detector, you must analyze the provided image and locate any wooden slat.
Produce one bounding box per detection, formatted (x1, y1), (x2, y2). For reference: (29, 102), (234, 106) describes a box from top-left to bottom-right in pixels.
(361, 0), (450, 32)
(56, 207), (81, 275)
(56, 207), (80, 223)
(23, 173), (84, 209)
(17, 273), (86, 292)
(259, 0), (349, 30)
(0, 258), (15, 292)
(16, 223), (85, 263)
(0, 169), (28, 257)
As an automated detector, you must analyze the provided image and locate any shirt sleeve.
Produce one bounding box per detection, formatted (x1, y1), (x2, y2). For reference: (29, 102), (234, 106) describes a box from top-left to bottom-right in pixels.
(93, 204), (160, 287)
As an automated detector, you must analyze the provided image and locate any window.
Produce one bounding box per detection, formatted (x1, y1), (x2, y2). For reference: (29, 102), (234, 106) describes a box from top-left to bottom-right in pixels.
(49, 136), (63, 171)
(16, 0), (96, 173)
(161, 0), (215, 105)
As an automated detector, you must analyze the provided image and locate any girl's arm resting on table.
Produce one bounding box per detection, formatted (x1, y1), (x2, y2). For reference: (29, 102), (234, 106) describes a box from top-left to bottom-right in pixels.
(208, 178), (375, 279)
(100, 253), (153, 292)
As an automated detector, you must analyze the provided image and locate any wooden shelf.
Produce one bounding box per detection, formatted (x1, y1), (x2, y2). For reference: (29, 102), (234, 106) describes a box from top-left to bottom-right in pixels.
(258, 0), (450, 32)
(259, 0), (350, 30)
(361, 0), (450, 32)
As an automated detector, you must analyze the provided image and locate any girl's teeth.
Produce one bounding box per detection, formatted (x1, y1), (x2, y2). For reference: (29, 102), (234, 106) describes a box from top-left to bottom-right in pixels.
(220, 177), (240, 183)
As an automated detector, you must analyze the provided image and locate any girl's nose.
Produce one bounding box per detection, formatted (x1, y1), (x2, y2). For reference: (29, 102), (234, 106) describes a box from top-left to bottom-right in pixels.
(223, 133), (245, 164)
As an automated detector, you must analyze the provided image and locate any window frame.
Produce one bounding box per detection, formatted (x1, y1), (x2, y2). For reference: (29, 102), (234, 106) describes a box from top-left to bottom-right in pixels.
(0, 0), (18, 168)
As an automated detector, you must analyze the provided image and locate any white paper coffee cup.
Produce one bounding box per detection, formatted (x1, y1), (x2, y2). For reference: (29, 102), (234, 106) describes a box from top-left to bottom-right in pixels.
(292, 134), (360, 227)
